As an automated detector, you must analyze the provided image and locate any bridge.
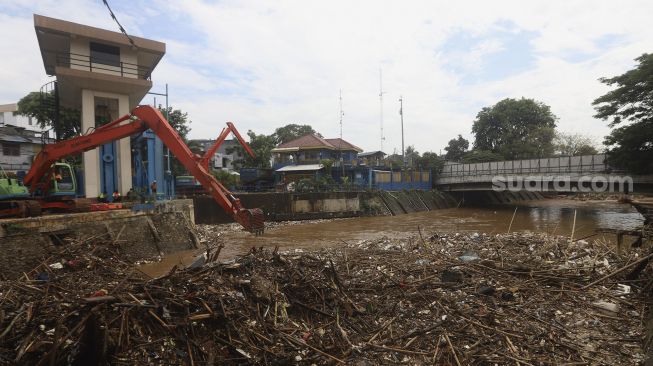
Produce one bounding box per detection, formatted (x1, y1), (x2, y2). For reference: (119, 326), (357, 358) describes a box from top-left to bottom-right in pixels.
(435, 154), (653, 193)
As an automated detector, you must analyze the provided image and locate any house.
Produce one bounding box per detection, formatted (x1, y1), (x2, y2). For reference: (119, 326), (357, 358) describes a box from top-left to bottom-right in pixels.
(271, 134), (362, 169)
(271, 134), (362, 184)
(0, 103), (51, 136)
(357, 151), (386, 167)
(191, 138), (245, 171)
(0, 124), (53, 172)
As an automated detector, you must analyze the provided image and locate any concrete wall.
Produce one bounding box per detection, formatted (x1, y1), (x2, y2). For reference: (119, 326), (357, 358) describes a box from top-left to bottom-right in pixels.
(193, 190), (458, 224)
(70, 36), (139, 78)
(194, 192), (363, 224)
(448, 190), (545, 205)
(292, 196), (359, 213)
(0, 208), (197, 279)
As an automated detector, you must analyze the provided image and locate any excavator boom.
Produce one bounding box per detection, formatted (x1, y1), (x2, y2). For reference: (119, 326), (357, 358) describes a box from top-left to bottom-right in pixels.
(23, 106), (264, 234)
(200, 122), (255, 171)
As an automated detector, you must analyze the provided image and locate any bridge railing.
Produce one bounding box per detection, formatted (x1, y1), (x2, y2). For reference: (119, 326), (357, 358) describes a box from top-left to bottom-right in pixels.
(437, 154), (623, 184)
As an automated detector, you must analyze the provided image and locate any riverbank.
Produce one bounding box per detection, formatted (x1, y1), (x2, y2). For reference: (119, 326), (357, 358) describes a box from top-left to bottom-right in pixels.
(0, 230), (648, 365)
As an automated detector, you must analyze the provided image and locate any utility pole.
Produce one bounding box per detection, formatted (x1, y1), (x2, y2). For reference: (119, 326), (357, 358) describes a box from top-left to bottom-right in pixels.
(379, 69), (386, 152)
(399, 96), (405, 168)
(339, 89), (345, 176)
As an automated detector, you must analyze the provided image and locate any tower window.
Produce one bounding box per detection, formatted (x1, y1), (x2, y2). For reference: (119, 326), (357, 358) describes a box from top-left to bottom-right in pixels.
(90, 42), (120, 67)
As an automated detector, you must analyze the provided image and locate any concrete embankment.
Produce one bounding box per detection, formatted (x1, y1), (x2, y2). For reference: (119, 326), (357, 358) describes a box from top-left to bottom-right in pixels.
(194, 190), (545, 224)
(0, 200), (198, 278)
(195, 190), (463, 224)
(448, 190), (546, 205)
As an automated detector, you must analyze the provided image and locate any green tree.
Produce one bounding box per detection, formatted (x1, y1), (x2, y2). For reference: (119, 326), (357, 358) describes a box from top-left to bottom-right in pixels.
(472, 97), (557, 159)
(553, 132), (598, 156)
(593, 53), (653, 174)
(405, 145), (420, 167)
(212, 169), (239, 188)
(229, 131), (276, 169)
(157, 105), (192, 175)
(273, 124), (320, 144)
(158, 105), (191, 141)
(444, 135), (469, 161)
(415, 151), (444, 173)
(462, 150), (504, 163)
(16, 91), (81, 140)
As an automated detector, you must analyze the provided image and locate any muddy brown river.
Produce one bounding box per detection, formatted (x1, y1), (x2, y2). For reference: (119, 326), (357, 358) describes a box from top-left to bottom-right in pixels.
(140, 199), (644, 277)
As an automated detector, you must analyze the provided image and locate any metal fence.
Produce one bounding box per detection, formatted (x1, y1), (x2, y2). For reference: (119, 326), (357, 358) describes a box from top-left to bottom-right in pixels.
(371, 169), (432, 190)
(437, 154), (619, 184)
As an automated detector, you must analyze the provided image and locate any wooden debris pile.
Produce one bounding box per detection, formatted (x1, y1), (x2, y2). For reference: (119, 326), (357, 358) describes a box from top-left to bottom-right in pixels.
(0, 231), (649, 365)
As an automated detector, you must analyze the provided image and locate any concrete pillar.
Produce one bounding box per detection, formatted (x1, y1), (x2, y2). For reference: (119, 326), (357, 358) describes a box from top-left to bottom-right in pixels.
(81, 89), (100, 198)
(81, 89), (132, 198)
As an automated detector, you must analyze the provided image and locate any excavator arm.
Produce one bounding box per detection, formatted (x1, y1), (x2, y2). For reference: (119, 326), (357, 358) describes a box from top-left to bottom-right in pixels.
(199, 122), (255, 171)
(24, 106), (264, 234)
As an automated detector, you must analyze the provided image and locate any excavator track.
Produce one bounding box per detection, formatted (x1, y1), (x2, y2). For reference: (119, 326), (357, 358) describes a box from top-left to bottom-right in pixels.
(0, 200), (41, 218)
(25, 200), (42, 217)
(70, 198), (94, 213)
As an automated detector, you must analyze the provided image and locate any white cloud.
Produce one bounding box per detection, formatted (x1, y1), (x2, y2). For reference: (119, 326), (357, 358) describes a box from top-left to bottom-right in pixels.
(1, 0), (652, 155)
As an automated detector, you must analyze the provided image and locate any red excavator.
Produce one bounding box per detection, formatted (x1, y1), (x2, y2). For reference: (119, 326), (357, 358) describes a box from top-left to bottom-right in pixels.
(177, 122), (255, 196)
(201, 121), (255, 171)
(20, 105), (264, 234)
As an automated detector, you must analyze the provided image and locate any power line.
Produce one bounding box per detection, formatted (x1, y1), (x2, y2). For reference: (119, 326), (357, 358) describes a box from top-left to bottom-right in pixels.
(101, 0), (138, 49)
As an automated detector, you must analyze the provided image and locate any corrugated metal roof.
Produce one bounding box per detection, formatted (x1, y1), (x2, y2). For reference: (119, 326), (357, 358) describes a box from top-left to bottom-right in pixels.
(358, 151), (386, 157)
(275, 134), (335, 150)
(0, 134), (30, 143)
(276, 164), (323, 172)
(324, 138), (363, 152)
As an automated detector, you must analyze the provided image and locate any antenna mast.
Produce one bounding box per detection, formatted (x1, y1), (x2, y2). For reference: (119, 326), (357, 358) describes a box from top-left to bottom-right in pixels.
(339, 89), (345, 175)
(339, 89), (344, 140)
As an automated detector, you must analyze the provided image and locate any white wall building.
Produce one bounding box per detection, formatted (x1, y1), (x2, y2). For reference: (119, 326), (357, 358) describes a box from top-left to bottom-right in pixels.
(0, 103), (44, 132)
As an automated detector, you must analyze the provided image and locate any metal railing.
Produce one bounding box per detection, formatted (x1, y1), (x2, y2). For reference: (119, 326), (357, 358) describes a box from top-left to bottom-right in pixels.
(437, 154), (622, 184)
(47, 51), (152, 80)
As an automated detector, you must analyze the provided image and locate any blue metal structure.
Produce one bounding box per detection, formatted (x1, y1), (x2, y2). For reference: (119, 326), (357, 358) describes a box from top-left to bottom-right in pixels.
(99, 142), (118, 199)
(131, 131), (173, 199)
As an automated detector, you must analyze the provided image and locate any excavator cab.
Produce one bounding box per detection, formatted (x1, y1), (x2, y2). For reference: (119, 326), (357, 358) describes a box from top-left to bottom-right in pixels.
(47, 163), (77, 197)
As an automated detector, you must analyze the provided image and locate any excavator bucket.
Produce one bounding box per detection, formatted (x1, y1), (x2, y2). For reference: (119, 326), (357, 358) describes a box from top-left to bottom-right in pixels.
(235, 208), (265, 235)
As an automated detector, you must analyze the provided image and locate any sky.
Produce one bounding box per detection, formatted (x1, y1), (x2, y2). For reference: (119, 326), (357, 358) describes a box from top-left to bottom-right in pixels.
(1, 0), (651, 155)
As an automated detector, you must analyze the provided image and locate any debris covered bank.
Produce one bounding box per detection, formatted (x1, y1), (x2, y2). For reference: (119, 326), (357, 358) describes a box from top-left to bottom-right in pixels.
(0, 231), (648, 365)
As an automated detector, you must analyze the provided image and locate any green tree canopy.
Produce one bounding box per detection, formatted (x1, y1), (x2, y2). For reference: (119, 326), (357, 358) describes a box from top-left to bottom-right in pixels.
(16, 91), (81, 140)
(158, 105), (191, 141)
(553, 132), (598, 156)
(229, 131), (277, 169)
(444, 134), (469, 161)
(593, 53), (653, 173)
(415, 151), (444, 173)
(472, 97), (557, 160)
(462, 150), (504, 163)
(273, 124), (320, 144)
(405, 145), (419, 167)
(157, 105), (192, 175)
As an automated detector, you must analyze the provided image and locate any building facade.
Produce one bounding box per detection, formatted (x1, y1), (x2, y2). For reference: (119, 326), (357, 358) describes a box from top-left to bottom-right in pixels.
(192, 138), (245, 172)
(357, 151), (386, 167)
(0, 124), (53, 172)
(34, 14), (165, 197)
(271, 134), (363, 169)
(0, 104), (33, 130)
